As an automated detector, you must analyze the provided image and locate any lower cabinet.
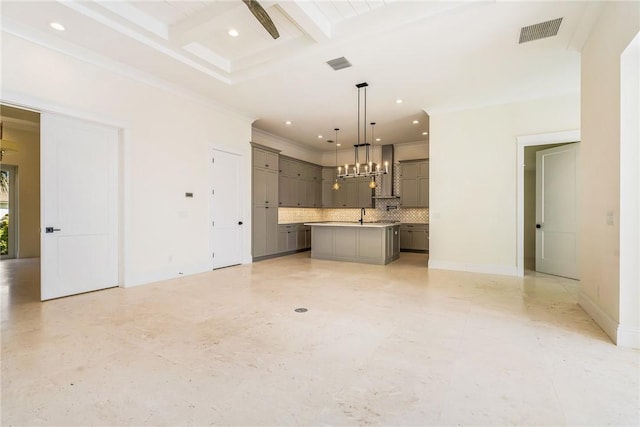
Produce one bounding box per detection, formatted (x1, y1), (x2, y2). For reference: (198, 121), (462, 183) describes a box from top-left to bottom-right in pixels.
(310, 224), (400, 265)
(253, 206), (278, 258)
(399, 223), (429, 251)
(278, 223), (311, 253)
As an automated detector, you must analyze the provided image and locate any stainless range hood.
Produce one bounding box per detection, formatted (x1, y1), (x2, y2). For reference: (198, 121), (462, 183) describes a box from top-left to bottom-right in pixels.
(373, 144), (399, 199)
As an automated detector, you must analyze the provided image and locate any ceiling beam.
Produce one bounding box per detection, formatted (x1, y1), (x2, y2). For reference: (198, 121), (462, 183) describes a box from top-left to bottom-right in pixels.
(92, 0), (169, 40)
(277, 1), (332, 42)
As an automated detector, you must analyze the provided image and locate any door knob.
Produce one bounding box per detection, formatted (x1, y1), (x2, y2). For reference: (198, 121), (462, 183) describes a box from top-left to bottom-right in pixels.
(238, 221), (243, 225)
(536, 224), (541, 229)
(45, 227), (61, 233)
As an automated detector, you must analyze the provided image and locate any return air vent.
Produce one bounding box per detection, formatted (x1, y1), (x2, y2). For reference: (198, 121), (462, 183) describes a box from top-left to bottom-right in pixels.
(519, 18), (562, 44)
(326, 57), (352, 71)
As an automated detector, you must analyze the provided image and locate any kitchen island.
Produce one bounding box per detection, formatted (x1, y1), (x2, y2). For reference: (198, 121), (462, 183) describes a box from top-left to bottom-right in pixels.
(304, 222), (400, 265)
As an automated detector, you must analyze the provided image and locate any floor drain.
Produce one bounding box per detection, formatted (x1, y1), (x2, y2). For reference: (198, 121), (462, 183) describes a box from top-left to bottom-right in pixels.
(294, 308), (308, 313)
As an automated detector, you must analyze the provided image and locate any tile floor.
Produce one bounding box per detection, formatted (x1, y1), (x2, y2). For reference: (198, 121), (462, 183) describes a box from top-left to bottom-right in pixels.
(1, 253), (638, 426)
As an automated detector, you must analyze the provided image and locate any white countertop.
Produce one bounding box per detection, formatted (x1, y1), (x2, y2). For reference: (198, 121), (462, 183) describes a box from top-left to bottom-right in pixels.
(304, 221), (400, 228)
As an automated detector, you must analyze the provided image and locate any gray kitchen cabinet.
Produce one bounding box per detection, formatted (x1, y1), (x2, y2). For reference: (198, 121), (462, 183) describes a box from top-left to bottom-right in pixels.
(309, 223), (399, 265)
(279, 157), (295, 176)
(279, 156), (323, 207)
(253, 147), (279, 171)
(277, 224), (298, 253)
(252, 144), (280, 260)
(400, 223), (429, 251)
(358, 179), (374, 207)
(386, 225), (401, 259)
(278, 174), (292, 206)
(333, 181), (347, 207)
(253, 206), (278, 257)
(336, 177), (373, 208)
(345, 180), (359, 207)
(253, 167), (278, 206)
(322, 181), (334, 207)
(314, 181), (322, 207)
(277, 223), (311, 253)
(322, 168), (336, 207)
(400, 159), (429, 208)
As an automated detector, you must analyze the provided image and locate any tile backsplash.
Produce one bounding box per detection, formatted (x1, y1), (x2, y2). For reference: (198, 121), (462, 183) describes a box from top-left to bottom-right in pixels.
(278, 206), (428, 224)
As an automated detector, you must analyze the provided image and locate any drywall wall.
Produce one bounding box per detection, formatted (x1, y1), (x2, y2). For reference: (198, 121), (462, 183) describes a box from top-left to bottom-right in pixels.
(394, 141), (428, 162)
(429, 93), (579, 275)
(1, 124), (40, 258)
(579, 1), (639, 347)
(1, 32), (254, 287)
(619, 33), (639, 348)
(252, 128), (323, 165)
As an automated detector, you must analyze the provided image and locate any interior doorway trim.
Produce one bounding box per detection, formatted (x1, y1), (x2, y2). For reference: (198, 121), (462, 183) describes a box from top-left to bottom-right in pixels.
(516, 129), (580, 277)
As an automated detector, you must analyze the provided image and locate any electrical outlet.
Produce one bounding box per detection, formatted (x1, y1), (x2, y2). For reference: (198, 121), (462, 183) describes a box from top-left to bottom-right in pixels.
(606, 211), (615, 226)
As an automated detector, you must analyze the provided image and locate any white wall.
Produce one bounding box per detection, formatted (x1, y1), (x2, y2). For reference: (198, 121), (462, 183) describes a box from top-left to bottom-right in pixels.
(394, 141), (428, 162)
(579, 0), (639, 347)
(429, 94), (579, 275)
(619, 33), (640, 348)
(1, 32), (254, 286)
(252, 128), (323, 165)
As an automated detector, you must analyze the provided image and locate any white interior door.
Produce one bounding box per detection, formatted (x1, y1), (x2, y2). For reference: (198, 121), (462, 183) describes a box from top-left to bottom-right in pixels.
(41, 114), (119, 300)
(211, 148), (242, 269)
(535, 143), (579, 279)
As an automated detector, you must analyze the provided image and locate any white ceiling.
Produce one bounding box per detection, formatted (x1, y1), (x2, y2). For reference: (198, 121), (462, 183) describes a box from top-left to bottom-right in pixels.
(1, 1), (597, 151)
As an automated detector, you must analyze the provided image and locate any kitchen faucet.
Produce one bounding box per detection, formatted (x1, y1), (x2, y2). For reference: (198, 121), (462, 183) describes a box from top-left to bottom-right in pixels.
(359, 208), (366, 225)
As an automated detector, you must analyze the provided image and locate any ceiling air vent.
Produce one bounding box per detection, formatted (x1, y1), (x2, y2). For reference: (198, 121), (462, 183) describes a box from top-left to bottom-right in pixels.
(519, 17), (562, 44)
(326, 57), (352, 71)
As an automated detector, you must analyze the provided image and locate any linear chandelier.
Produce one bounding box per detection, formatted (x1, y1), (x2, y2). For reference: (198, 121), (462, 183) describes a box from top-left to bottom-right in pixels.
(336, 82), (389, 185)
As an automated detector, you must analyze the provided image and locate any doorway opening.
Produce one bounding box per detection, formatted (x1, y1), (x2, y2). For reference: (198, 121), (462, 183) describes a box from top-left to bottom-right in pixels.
(516, 130), (580, 277)
(1, 165), (18, 259)
(0, 104), (41, 302)
(523, 143), (578, 276)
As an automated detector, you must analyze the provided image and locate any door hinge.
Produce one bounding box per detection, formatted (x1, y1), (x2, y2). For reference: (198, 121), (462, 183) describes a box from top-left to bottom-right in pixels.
(212, 157), (215, 163)
(212, 221), (215, 227)
(212, 189), (215, 195)
(212, 252), (215, 258)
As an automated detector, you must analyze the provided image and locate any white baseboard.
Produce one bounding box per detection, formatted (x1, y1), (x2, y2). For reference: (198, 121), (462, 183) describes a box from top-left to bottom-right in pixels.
(578, 290), (618, 344)
(428, 259), (518, 276)
(616, 325), (640, 349)
(123, 261), (212, 288)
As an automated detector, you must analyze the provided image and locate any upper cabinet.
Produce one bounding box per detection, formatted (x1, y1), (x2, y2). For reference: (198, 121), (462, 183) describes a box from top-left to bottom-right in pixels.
(322, 175), (373, 208)
(253, 147), (279, 171)
(400, 159), (429, 208)
(278, 156), (323, 207)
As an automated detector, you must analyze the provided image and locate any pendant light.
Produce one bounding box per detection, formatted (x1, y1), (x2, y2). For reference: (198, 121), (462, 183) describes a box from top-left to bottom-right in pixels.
(332, 128), (341, 190)
(368, 122), (377, 189)
(337, 82), (388, 180)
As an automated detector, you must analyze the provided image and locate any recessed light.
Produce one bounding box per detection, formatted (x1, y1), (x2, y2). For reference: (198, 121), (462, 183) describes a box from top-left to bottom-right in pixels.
(395, 99), (403, 104)
(412, 120), (419, 124)
(422, 132), (428, 136)
(50, 22), (65, 31)
(285, 121), (292, 125)
(336, 143), (341, 147)
(317, 135), (323, 139)
(228, 29), (239, 37)
(375, 138), (381, 142)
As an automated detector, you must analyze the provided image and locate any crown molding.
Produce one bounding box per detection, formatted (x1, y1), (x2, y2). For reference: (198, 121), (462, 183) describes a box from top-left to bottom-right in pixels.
(1, 23), (254, 124)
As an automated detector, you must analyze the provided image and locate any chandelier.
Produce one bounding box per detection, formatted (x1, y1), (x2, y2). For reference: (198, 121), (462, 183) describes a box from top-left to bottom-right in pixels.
(336, 82), (389, 186)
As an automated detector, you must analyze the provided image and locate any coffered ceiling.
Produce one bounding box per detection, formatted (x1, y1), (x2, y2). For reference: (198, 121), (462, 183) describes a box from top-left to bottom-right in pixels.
(1, 1), (600, 150)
